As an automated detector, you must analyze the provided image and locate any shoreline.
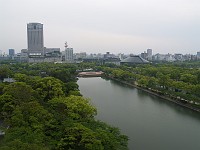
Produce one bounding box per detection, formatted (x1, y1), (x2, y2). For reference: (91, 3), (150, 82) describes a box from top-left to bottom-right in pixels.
(104, 76), (200, 113)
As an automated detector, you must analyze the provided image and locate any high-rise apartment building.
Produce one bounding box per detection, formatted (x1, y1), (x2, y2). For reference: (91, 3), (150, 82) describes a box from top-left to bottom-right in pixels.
(27, 23), (44, 56)
(64, 42), (74, 63)
(65, 48), (73, 62)
(9, 49), (15, 56)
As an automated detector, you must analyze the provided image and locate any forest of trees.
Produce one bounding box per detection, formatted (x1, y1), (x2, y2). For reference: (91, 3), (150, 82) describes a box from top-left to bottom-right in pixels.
(0, 63), (128, 150)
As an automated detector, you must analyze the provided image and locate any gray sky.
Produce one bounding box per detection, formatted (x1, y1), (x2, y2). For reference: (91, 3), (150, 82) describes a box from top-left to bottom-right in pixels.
(0, 0), (200, 54)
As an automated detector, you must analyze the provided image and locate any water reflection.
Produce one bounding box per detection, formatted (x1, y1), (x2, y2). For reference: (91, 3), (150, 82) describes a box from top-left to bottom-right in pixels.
(137, 88), (200, 120)
(109, 78), (200, 120)
(78, 77), (200, 150)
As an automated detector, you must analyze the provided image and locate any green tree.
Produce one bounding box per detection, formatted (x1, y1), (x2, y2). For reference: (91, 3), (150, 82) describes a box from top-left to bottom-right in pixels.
(147, 77), (158, 88)
(82, 120), (128, 150)
(0, 65), (12, 80)
(35, 77), (64, 101)
(180, 74), (197, 84)
(3, 82), (36, 104)
(57, 123), (103, 150)
(0, 139), (49, 150)
(137, 76), (148, 87)
(197, 71), (200, 84)
(0, 82), (38, 120)
(156, 72), (170, 89)
(49, 96), (97, 120)
(170, 69), (181, 81)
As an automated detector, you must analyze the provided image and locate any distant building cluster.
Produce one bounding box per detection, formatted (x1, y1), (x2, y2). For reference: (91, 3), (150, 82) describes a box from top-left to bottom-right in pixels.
(151, 53), (198, 62)
(0, 22), (200, 64)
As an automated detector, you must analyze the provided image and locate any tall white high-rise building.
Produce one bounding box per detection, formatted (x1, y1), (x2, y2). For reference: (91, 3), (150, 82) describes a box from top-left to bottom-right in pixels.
(65, 48), (73, 62)
(64, 42), (74, 63)
(27, 23), (44, 56)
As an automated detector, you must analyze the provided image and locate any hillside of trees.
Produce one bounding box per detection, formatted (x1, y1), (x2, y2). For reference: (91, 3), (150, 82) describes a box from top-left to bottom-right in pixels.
(0, 63), (128, 150)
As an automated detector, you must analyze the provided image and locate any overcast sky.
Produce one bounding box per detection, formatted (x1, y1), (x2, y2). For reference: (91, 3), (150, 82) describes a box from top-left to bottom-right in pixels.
(0, 0), (200, 54)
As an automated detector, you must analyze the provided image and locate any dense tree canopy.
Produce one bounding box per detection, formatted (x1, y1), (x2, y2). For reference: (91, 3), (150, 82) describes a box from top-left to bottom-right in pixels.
(97, 62), (200, 105)
(0, 65), (12, 81)
(0, 63), (128, 150)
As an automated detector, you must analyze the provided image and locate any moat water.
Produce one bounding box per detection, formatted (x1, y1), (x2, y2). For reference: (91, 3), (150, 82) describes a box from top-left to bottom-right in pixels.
(78, 77), (200, 150)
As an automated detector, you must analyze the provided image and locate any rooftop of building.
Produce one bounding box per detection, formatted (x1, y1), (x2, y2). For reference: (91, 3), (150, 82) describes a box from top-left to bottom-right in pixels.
(121, 55), (149, 64)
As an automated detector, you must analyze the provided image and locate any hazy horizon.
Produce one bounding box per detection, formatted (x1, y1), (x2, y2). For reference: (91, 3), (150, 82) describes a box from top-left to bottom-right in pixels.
(0, 0), (200, 54)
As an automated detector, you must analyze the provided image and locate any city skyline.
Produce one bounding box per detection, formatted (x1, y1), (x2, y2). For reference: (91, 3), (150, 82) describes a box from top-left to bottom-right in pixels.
(0, 0), (200, 54)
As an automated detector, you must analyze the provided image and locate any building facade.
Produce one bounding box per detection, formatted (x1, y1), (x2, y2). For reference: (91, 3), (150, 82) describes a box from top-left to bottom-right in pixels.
(45, 48), (60, 53)
(147, 49), (152, 60)
(65, 48), (74, 63)
(9, 49), (15, 56)
(121, 55), (149, 65)
(141, 52), (148, 60)
(27, 23), (44, 57)
(197, 51), (200, 60)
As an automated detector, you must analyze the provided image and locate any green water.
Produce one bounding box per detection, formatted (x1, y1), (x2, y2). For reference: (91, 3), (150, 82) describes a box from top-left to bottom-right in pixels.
(78, 77), (200, 150)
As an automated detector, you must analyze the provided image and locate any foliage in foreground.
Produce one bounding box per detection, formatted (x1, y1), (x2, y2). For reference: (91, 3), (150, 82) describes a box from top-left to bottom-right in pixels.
(0, 63), (128, 150)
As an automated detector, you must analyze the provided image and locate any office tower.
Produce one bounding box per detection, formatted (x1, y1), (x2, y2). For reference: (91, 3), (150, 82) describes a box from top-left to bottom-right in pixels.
(9, 49), (15, 56)
(27, 23), (44, 56)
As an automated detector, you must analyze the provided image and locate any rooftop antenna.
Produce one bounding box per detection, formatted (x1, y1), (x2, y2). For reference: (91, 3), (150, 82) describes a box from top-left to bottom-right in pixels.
(65, 41), (68, 48)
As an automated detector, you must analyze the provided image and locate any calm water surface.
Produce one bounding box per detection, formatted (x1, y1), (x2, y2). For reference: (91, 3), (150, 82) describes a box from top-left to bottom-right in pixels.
(78, 77), (200, 150)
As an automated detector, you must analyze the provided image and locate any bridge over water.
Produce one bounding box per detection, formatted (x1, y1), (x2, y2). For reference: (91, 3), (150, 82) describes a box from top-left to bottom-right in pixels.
(78, 71), (104, 77)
